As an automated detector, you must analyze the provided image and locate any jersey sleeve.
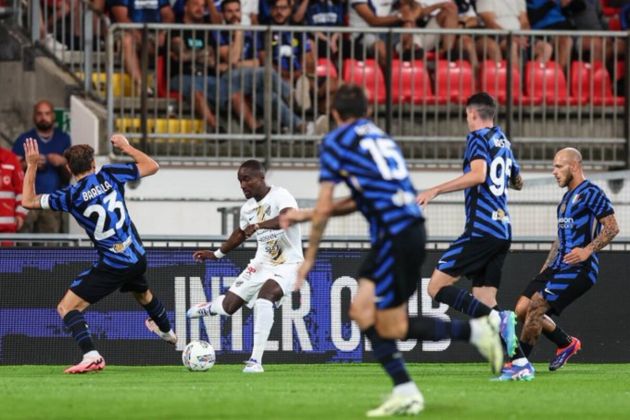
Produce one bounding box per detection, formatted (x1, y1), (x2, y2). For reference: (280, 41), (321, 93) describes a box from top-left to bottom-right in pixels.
(239, 205), (249, 230)
(40, 187), (71, 213)
(274, 188), (299, 211)
(466, 133), (490, 162)
(588, 188), (615, 220)
(319, 138), (343, 183)
(101, 163), (140, 184)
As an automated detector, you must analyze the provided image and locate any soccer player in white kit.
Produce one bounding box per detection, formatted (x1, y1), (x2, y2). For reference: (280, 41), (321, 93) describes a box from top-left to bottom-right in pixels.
(187, 160), (303, 373)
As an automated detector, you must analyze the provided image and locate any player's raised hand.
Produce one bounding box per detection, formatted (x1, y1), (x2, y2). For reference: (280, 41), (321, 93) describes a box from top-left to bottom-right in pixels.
(416, 188), (438, 208)
(193, 250), (218, 262)
(294, 257), (314, 291)
(110, 134), (131, 151)
(562, 247), (592, 265)
(23, 138), (41, 167)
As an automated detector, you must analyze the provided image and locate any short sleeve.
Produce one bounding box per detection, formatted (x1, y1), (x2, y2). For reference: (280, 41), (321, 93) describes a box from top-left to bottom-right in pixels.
(274, 188), (298, 211)
(239, 205), (249, 230)
(101, 163), (140, 184)
(588, 188), (615, 220)
(40, 188), (71, 212)
(108, 0), (129, 8)
(159, 0), (170, 8)
(517, 0), (526, 13)
(474, 0), (492, 14)
(350, 0), (368, 8)
(466, 133), (490, 162)
(319, 138), (343, 183)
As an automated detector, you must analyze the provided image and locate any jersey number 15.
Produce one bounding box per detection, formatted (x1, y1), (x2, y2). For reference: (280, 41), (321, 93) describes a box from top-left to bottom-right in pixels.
(360, 138), (409, 180)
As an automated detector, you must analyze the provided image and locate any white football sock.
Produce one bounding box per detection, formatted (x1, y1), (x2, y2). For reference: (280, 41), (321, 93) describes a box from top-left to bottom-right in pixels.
(83, 350), (100, 359)
(251, 299), (274, 364)
(393, 382), (421, 397)
(512, 357), (529, 367)
(489, 310), (501, 325)
(210, 295), (229, 316)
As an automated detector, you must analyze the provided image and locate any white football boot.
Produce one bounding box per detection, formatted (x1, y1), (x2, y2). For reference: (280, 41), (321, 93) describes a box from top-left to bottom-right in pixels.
(243, 359), (264, 373)
(186, 302), (215, 319)
(366, 392), (424, 417)
(145, 318), (177, 345)
(470, 316), (504, 374)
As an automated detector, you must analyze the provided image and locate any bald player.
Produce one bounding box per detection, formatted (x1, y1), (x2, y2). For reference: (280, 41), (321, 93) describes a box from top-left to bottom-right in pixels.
(498, 148), (619, 381)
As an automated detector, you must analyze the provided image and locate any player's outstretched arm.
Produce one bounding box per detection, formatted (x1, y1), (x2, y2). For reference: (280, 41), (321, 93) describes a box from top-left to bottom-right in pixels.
(279, 197), (356, 229)
(193, 227), (247, 262)
(111, 134), (159, 178)
(417, 160), (487, 207)
(295, 182), (335, 290)
(21, 138), (43, 209)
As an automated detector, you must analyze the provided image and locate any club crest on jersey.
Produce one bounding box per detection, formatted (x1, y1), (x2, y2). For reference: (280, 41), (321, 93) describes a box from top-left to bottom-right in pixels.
(492, 209), (510, 223)
(560, 202), (567, 213)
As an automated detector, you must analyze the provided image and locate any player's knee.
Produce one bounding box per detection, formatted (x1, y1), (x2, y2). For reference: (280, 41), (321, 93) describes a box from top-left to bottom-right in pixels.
(222, 294), (242, 315)
(349, 301), (371, 325)
(57, 302), (71, 318)
(375, 321), (405, 340)
(514, 298), (530, 322)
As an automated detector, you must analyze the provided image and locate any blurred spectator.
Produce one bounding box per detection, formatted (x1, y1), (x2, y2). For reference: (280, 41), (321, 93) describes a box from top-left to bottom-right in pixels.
(477, 0), (553, 65)
(171, 0), (221, 22)
(348, 0), (406, 67)
(108, 0), (175, 95)
(12, 100), (70, 233)
(169, 0), (222, 130)
(217, 0), (307, 133)
(455, 0), (503, 64)
(563, 0), (608, 61)
(414, 1), (459, 58)
(303, 0), (346, 59)
(526, 0), (573, 67)
(0, 147), (27, 242)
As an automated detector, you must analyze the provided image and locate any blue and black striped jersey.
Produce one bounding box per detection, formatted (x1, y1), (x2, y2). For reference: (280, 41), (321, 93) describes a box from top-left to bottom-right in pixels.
(319, 118), (424, 243)
(41, 163), (145, 269)
(550, 180), (614, 276)
(462, 126), (520, 240)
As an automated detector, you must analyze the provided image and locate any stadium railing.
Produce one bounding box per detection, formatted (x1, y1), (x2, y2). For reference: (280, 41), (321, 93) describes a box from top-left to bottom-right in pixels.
(18, 0), (109, 100)
(15, 5), (630, 169)
(103, 24), (629, 169)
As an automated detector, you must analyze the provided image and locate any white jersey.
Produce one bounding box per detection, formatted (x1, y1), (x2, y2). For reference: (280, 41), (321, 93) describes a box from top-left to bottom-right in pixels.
(239, 186), (303, 265)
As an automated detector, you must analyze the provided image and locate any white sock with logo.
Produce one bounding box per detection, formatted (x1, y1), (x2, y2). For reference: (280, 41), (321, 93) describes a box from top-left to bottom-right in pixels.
(251, 299), (274, 364)
(210, 295), (229, 316)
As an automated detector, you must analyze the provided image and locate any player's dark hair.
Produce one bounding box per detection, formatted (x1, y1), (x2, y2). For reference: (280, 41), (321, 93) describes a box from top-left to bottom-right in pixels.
(333, 84), (368, 120)
(221, 0), (240, 9)
(64, 144), (94, 176)
(270, 0), (291, 7)
(239, 159), (265, 176)
(466, 92), (496, 121)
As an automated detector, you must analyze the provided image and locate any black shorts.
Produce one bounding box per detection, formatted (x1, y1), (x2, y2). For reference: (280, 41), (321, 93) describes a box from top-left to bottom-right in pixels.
(357, 221), (426, 310)
(436, 235), (511, 288)
(521, 266), (594, 315)
(70, 256), (149, 304)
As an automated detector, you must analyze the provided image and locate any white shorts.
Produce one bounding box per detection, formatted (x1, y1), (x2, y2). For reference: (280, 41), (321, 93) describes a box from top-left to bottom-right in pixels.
(229, 261), (300, 308)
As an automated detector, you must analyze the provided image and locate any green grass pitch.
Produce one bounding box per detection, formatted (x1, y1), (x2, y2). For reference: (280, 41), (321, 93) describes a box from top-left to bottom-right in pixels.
(1, 364), (629, 419)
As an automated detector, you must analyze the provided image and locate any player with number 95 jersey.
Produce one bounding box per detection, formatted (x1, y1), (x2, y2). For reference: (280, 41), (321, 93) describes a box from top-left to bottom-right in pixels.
(417, 92), (524, 361)
(21, 135), (177, 374)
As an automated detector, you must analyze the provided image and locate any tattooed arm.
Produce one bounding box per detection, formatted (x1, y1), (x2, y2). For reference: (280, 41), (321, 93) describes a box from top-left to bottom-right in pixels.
(563, 214), (620, 265)
(540, 239), (559, 272)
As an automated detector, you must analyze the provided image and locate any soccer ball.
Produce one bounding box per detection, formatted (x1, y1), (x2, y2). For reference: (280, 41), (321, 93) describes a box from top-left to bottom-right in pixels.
(182, 340), (216, 371)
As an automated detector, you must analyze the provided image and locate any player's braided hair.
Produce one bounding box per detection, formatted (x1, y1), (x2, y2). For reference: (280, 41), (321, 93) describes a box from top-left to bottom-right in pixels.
(64, 144), (94, 176)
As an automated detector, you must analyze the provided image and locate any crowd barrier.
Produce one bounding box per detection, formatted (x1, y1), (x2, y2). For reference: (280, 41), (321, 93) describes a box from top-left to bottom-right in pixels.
(1, 247), (628, 365)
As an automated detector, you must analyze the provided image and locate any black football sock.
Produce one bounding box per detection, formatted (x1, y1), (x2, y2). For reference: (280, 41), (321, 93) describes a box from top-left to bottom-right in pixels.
(143, 297), (171, 333)
(519, 340), (534, 358)
(435, 285), (492, 318)
(510, 343), (527, 362)
(364, 326), (412, 386)
(405, 316), (471, 341)
(543, 325), (572, 348)
(63, 310), (96, 355)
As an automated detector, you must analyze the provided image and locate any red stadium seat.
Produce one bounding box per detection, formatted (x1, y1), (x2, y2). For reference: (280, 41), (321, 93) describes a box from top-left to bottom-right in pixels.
(342, 59), (386, 104)
(601, 0), (621, 17)
(316, 58), (338, 79)
(571, 61), (625, 106)
(524, 61), (582, 105)
(608, 15), (622, 30)
(479, 60), (521, 104)
(391, 60), (435, 104)
(434, 60), (474, 104)
(156, 55), (181, 99)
